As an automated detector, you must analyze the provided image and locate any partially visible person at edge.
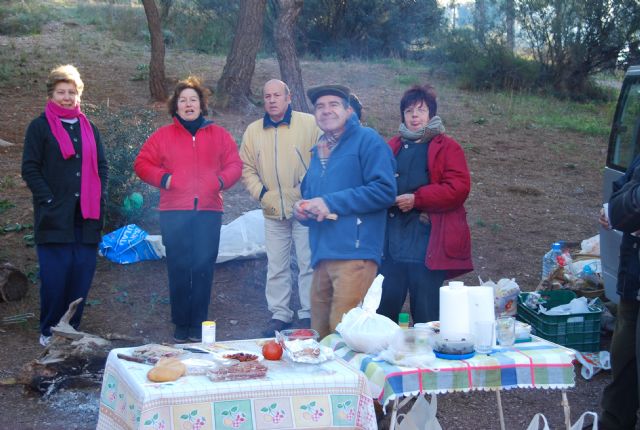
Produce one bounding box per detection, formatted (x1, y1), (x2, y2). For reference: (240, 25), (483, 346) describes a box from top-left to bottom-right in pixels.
(134, 76), (242, 343)
(239, 79), (320, 336)
(349, 93), (363, 123)
(595, 154), (640, 430)
(376, 84), (473, 325)
(22, 64), (108, 347)
(294, 84), (397, 339)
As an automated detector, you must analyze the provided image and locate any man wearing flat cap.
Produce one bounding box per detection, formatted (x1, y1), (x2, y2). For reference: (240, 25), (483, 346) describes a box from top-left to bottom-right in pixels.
(294, 84), (397, 339)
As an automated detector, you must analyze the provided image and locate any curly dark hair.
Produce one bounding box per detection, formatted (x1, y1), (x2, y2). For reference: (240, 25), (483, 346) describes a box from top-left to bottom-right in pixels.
(168, 76), (210, 117)
(399, 84), (437, 123)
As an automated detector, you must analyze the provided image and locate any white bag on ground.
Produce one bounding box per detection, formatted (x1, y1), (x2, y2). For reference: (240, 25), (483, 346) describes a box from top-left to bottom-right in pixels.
(336, 275), (400, 354)
(216, 209), (266, 263)
(396, 395), (442, 430)
(525, 412), (598, 430)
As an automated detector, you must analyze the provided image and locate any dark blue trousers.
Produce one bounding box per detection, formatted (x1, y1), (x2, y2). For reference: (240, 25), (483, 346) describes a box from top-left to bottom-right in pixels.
(160, 211), (222, 331)
(37, 232), (97, 336)
(377, 257), (447, 324)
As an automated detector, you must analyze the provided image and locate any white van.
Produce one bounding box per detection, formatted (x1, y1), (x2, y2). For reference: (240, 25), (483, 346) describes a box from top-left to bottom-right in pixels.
(601, 65), (640, 303)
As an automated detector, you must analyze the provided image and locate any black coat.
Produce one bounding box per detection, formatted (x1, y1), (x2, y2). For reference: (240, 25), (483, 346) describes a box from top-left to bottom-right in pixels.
(22, 113), (108, 244)
(609, 155), (640, 300)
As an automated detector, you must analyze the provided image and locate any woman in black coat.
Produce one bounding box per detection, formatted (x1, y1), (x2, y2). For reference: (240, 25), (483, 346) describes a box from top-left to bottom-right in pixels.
(22, 64), (108, 346)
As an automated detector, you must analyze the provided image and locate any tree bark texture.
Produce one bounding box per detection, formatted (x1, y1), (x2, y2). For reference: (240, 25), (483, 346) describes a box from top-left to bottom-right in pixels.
(505, 0), (515, 52)
(274, 0), (309, 113)
(141, 0), (167, 101)
(0, 262), (27, 302)
(474, 0), (487, 46)
(216, 0), (267, 110)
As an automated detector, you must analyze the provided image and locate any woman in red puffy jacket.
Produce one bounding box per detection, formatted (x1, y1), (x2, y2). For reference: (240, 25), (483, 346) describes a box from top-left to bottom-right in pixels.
(377, 84), (473, 325)
(135, 76), (242, 342)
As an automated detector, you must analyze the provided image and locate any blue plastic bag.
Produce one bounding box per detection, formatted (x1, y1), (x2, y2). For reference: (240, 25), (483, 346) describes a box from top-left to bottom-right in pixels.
(99, 224), (161, 264)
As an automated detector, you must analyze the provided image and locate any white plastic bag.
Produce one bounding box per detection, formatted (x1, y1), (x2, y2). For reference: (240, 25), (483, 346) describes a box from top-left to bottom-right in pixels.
(216, 210), (266, 263)
(526, 412), (598, 430)
(396, 395), (442, 430)
(336, 275), (400, 354)
(480, 277), (520, 317)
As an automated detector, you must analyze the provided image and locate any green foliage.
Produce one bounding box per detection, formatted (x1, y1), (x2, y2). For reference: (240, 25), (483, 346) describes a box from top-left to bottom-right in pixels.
(76, 1), (148, 43)
(296, 0), (444, 59)
(432, 29), (540, 92)
(0, 199), (14, 214)
(86, 105), (160, 229)
(131, 64), (149, 82)
(481, 91), (615, 137)
(517, 0), (640, 97)
(0, 0), (51, 35)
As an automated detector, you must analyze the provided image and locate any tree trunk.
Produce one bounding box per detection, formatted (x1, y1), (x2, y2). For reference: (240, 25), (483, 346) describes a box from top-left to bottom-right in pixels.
(505, 0), (515, 52)
(474, 0), (487, 46)
(274, 0), (309, 113)
(141, 0), (167, 101)
(0, 262), (28, 302)
(216, 0), (267, 110)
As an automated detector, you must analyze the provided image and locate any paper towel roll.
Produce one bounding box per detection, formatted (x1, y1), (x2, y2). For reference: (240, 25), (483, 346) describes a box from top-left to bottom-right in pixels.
(468, 286), (495, 325)
(439, 283), (470, 340)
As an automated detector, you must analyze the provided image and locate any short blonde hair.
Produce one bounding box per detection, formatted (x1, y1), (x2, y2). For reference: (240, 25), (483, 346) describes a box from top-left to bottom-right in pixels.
(46, 64), (84, 99)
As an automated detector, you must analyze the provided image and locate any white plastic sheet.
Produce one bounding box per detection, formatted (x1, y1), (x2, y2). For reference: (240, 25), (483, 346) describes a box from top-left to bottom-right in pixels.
(216, 209), (266, 263)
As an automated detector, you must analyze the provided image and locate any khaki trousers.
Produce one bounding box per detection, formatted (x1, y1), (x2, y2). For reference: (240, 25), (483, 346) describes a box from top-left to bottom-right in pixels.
(310, 259), (378, 339)
(264, 217), (313, 322)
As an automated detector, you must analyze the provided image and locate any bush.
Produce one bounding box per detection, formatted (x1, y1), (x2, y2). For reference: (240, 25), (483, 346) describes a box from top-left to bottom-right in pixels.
(0, 0), (51, 35)
(85, 105), (161, 230)
(430, 29), (542, 93)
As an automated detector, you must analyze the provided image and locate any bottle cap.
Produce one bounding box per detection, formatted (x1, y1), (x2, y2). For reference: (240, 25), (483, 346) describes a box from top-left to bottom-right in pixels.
(552, 242), (562, 251)
(398, 313), (410, 324)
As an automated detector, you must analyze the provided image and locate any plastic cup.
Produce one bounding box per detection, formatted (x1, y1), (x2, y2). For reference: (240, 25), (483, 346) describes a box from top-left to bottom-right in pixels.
(496, 316), (516, 347)
(474, 320), (494, 354)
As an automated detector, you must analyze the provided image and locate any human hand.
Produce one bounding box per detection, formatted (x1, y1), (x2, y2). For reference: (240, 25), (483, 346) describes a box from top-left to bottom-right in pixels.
(395, 193), (415, 212)
(419, 211), (430, 224)
(598, 207), (610, 230)
(301, 197), (331, 221)
(293, 200), (310, 221)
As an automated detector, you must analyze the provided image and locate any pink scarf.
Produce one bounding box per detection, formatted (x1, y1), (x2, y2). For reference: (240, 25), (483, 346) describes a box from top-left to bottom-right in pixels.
(45, 100), (101, 220)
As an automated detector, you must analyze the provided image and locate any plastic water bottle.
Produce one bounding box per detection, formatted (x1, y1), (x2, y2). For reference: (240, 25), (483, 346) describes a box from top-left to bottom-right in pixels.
(541, 242), (562, 279)
(580, 264), (600, 286)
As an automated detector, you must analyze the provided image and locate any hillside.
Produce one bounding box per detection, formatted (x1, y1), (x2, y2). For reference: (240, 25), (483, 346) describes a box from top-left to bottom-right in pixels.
(0, 17), (612, 430)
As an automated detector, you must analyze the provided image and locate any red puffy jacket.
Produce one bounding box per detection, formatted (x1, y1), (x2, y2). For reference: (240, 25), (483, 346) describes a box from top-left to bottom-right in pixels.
(388, 134), (473, 278)
(135, 118), (242, 211)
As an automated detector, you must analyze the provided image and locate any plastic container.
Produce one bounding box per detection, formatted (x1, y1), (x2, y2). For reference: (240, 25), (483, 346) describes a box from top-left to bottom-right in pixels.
(398, 313), (410, 329)
(517, 290), (603, 352)
(541, 242), (562, 279)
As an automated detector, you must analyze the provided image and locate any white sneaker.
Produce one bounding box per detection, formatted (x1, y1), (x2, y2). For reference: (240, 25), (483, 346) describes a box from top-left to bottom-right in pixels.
(39, 334), (51, 347)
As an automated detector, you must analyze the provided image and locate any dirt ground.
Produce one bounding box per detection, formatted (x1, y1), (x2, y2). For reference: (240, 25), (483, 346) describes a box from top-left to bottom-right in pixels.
(0, 21), (614, 429)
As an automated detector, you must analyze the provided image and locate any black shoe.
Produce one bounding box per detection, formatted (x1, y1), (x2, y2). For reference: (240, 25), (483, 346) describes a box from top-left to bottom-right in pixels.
(298, 318), (311, 329)
(261, 319), (291, 338)
(174, 325), (189, 343)
(188, 326), (201, 343)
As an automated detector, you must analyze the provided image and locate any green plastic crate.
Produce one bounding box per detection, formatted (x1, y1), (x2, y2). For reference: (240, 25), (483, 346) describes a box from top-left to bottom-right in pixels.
(517, 290), (603, 352)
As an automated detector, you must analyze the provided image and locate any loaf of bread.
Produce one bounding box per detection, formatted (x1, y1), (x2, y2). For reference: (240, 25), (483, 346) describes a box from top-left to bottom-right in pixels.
(147, 357), (186, 382)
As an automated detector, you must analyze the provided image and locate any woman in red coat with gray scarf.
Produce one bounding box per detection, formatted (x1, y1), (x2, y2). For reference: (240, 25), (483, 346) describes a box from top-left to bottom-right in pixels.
(377, 84), (473, 325)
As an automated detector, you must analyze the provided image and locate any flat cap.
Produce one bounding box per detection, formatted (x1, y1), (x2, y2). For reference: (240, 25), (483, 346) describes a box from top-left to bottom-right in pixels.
(306, 84), (351, 105)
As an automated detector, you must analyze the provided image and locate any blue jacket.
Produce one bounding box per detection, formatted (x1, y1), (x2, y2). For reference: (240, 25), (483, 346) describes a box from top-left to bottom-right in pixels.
(301, 114), (397, 267)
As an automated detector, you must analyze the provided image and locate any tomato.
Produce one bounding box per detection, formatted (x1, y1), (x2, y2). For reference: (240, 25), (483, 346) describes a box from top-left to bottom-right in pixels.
(291, 329), (316, 338)
(262, 340), (283, 361)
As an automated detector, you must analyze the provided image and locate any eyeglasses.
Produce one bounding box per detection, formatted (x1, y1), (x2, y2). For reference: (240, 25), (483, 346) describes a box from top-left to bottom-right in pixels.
(403, 107), (429, 115)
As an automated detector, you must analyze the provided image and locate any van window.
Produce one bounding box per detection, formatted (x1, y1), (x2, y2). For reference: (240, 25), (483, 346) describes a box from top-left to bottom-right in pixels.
(608, 76), (640, 172)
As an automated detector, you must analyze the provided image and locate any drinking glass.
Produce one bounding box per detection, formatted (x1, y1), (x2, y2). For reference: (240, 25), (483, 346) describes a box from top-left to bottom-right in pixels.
(496, 316), (516, 347)
(474, 320), (494, 354)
